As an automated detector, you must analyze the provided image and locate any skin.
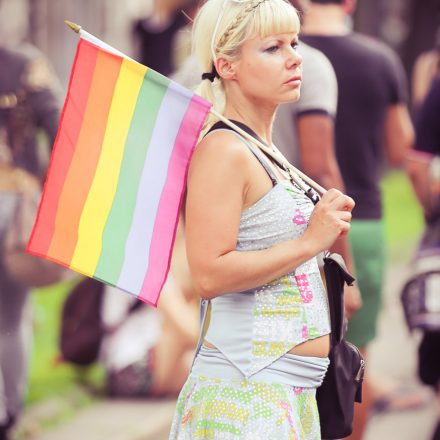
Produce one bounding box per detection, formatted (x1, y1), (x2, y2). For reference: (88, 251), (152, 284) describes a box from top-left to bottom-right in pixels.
(152, 271), (199, 395)
(150, 219), (199, 396)
(186, 31), (354, 359)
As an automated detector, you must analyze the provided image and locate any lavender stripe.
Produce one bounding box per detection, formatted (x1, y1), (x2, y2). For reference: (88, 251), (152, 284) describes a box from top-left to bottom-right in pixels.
(117, 81), (192, 293)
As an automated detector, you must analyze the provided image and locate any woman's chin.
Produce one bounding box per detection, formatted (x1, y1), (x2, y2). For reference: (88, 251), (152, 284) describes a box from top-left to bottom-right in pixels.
(278, 90), (301, 104)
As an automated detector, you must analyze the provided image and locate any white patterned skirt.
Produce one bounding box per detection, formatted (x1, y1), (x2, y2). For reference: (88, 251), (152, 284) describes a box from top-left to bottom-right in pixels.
(169, 347), (327, 440)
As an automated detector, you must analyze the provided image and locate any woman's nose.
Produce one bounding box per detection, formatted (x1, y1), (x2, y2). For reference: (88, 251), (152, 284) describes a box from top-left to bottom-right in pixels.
(286, 47), (302, 69)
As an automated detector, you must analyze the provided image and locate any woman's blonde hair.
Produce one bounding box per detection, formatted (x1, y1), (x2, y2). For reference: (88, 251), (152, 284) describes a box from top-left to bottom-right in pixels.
(193, 0), (300, 130)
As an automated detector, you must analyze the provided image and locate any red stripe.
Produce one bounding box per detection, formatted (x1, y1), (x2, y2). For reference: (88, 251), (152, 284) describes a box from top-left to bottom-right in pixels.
(27, 39), (98, 256)
(47, 45), (123, 265)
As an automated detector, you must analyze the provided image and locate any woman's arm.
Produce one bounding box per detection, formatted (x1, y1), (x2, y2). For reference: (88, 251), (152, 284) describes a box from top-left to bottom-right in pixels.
(157, 275), (199, 347)
(186, 131), (354, 299)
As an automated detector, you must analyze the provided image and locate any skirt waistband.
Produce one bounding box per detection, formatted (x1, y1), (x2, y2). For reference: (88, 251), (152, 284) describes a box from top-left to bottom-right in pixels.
(191, 346), (329, 389)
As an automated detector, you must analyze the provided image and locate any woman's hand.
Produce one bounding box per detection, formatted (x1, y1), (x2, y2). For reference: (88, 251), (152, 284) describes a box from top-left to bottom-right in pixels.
(185, 131), (342, 299)
(303, 189), (355, 255)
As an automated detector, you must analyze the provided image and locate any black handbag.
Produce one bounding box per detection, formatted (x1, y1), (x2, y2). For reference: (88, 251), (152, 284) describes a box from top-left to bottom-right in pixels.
(317, 253), (365, 439)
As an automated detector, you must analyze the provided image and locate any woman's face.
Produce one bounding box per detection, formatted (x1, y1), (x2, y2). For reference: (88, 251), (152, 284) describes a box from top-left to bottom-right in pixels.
(232, 32), (302, 105)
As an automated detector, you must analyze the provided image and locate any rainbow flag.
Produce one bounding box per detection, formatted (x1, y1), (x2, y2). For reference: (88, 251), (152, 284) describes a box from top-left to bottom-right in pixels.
(27, 38), (211, 306)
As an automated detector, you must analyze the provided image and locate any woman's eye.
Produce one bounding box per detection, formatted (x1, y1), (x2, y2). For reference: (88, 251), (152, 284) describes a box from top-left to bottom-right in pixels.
(291, 43), (298, 50)
(265, 45), (279, 53)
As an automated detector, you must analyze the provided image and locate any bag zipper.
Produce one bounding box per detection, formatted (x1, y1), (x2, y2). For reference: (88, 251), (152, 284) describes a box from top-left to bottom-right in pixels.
(356, 359), (365, 382)
(345, 340), (365, 382)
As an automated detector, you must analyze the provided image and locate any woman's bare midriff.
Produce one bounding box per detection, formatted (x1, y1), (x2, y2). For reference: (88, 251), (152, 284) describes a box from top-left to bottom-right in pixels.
(203, 333), (330, 358)
(287, 334), (330, 357)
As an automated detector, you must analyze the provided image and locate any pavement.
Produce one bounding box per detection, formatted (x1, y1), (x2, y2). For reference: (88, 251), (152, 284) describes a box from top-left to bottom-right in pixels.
(14, 255), (439, 440)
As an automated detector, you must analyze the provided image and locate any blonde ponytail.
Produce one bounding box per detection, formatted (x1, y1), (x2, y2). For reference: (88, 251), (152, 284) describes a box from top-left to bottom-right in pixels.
(196, 78), (224, 135)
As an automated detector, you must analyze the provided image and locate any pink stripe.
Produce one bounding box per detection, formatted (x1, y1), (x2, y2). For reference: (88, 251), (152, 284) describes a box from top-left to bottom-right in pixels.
(138, 95), (211, 305)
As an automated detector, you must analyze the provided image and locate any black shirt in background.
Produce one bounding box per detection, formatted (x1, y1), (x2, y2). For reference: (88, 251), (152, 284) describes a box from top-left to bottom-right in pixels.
(302, 33), (408, 219)
(0, 45), (60, 178)
(133, 13), (187, 77)
(415, 76), (440, 156)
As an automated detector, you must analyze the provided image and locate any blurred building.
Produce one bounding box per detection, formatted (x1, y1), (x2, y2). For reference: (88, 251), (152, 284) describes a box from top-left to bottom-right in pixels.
(0, 0), (154, 88)
(0, 0), (438, 92)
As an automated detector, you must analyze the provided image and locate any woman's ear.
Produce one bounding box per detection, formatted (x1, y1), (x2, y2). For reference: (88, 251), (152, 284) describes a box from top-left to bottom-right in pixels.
(215, 57), (236, 80)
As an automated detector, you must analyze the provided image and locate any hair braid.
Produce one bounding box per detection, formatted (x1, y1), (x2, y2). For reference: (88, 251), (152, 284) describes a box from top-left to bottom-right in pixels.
(216, 0), (268, 52)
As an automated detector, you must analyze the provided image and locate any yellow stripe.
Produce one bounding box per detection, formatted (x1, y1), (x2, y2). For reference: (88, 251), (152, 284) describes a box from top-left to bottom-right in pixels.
(71, 59), (147, 275)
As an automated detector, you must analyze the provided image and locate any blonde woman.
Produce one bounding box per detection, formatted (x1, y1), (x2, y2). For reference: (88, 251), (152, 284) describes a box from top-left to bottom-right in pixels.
(169, 0), (354, 438)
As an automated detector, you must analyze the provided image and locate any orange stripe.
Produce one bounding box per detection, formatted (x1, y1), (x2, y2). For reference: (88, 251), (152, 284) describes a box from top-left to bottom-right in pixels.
(47, 49), (122, 264)
(27, 39), (98, 257)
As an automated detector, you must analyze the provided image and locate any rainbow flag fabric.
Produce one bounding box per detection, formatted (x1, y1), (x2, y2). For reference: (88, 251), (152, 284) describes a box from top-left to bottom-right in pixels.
(27, 38), (211, 306)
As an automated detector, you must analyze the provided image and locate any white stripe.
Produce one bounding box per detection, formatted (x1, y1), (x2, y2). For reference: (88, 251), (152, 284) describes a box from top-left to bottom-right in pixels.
(79, 30), (136, 63)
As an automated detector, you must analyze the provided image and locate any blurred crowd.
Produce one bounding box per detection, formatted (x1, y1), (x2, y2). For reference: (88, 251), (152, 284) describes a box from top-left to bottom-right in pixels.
(0, 0), (439, 439)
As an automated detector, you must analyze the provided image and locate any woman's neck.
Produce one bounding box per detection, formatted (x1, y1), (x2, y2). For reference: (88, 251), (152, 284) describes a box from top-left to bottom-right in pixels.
(223, 95), (276, 148)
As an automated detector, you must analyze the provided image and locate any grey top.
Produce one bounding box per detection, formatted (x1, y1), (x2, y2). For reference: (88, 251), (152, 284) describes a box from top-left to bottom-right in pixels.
(273, 42), (338, 166)
(0, 192), (26, 293)
(202, 130), (331, 379)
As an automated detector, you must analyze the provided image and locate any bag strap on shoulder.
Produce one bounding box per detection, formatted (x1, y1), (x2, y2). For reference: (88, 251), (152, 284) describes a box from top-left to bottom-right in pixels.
(206, 119), (320, 205)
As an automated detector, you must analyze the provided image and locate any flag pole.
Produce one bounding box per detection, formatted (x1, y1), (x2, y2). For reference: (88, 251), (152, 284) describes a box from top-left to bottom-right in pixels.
(65, 20), (81, 33)
(64, 20), (135, 61)
(64, 21), (325, 195)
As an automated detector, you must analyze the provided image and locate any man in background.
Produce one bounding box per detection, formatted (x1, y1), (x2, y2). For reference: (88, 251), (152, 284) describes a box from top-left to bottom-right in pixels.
(273, 0), (361, 319)
(300, 0), (414, 437)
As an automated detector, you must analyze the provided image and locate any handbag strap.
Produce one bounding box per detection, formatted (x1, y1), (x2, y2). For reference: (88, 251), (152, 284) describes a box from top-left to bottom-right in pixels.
(324, 252), (355, 347)
(207, 120), (320, 205)
(190, 298), (210, 372)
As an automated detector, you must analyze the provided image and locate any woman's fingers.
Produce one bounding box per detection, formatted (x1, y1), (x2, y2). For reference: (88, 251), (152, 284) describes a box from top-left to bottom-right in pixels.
(321, 188), (343, 203)
(320, 189), (355, 212)
(336, 210), (352, 222)
(328, 194), (355, 212)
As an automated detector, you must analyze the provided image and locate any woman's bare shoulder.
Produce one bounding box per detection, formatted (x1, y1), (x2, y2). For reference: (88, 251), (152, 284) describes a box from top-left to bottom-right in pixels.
(191, 129), (250, 171)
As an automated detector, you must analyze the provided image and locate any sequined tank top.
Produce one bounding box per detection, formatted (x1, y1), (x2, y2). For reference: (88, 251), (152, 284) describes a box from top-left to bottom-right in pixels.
(203, 129), (331, 379)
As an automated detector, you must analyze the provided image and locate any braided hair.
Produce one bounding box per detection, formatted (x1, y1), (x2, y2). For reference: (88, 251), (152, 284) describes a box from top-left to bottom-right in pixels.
(216, 0), (269, 52)
(193, 0), (300, 133)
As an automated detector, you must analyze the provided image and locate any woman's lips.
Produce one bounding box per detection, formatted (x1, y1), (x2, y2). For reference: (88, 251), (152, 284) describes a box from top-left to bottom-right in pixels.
(284, 75), (302, 85)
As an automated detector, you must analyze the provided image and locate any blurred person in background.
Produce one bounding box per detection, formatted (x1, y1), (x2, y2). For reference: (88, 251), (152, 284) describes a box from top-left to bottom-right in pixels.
(406, 74), (440, 440)
(273, 0), (362, 320)
(0, 131), (39, 440)
(0, 39), (60, 439)
(132, 0), (196, 76)
(411, 25), (440, 114)
(100, 222), (199, 398)
(300, 0), (415, 438)
(0, 44), (59, 181)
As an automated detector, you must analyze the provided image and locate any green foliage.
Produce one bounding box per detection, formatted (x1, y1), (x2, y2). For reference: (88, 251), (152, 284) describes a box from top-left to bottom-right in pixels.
(27, 278), (104, 405)
(380, 170), (425, 259)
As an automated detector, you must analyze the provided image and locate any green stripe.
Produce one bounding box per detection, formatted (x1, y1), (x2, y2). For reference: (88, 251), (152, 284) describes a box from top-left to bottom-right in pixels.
(94, 69), (169, 283)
